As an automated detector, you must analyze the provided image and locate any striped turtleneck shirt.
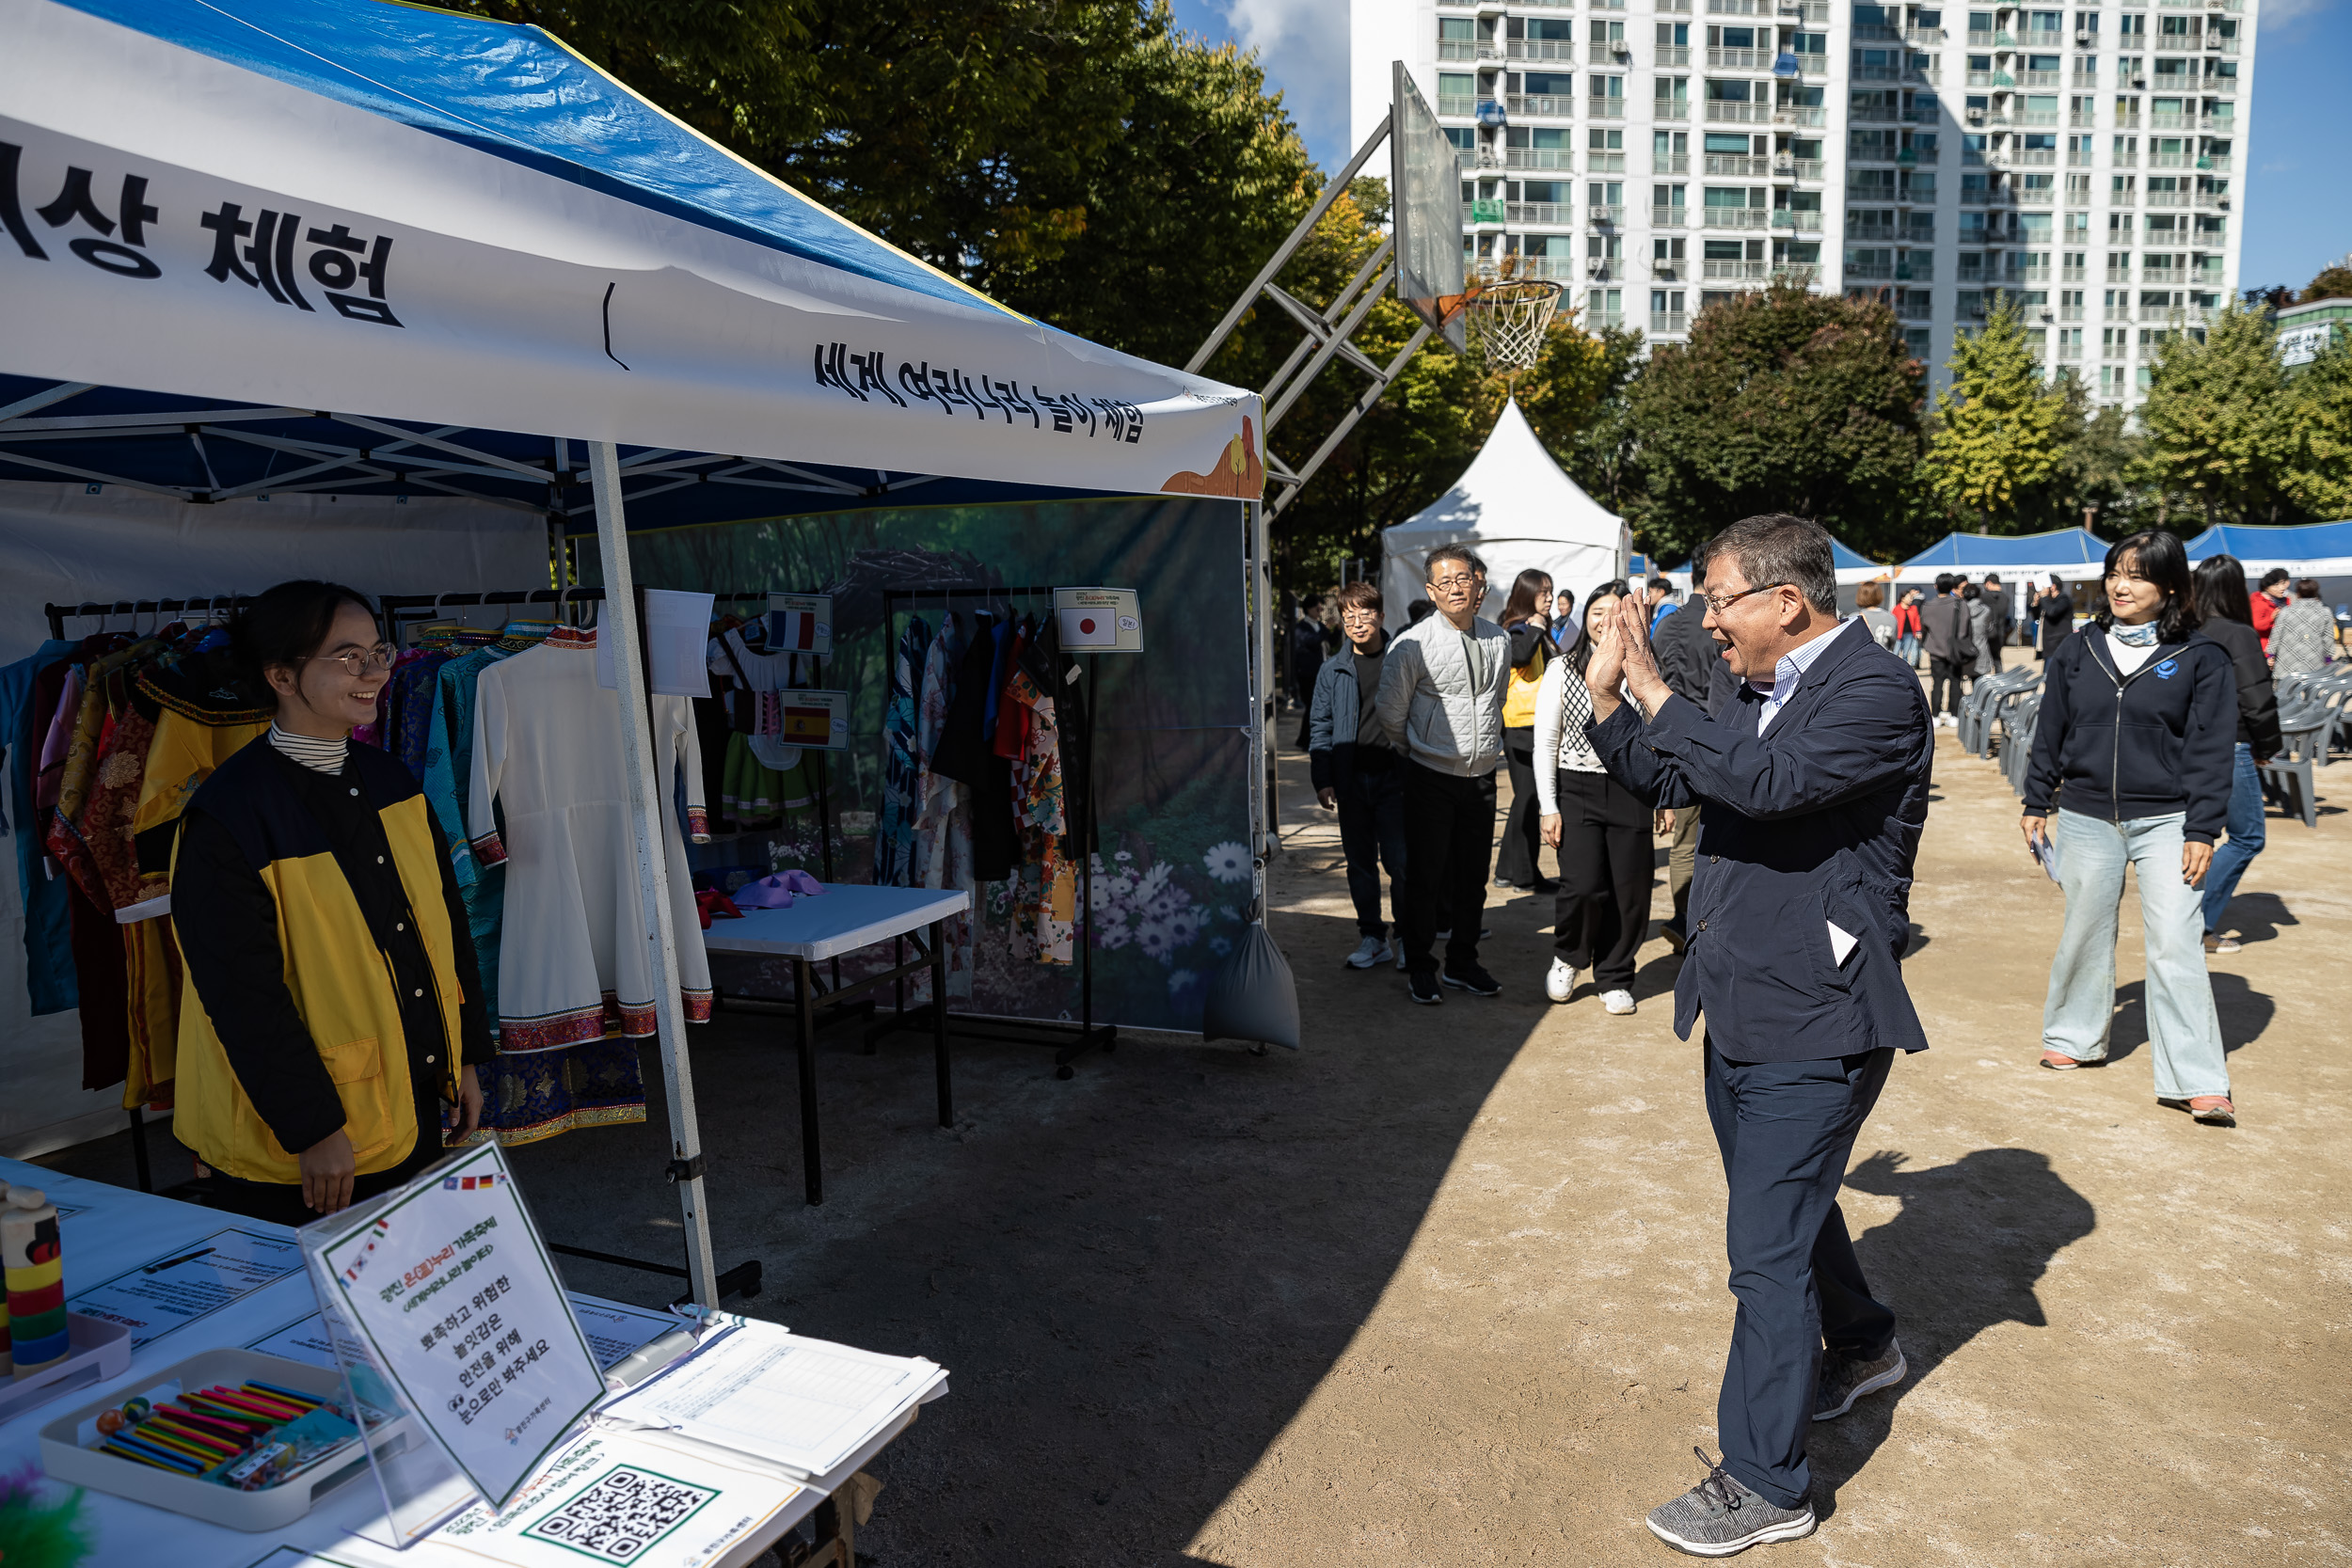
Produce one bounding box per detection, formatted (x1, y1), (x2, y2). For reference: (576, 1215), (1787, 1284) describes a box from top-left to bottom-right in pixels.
(268, 724), (349, 775)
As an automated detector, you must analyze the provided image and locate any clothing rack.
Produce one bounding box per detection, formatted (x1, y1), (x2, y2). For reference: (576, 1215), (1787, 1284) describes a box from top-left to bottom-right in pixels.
(43, 595), (250, 639)
(878, 585), (1114, 1078)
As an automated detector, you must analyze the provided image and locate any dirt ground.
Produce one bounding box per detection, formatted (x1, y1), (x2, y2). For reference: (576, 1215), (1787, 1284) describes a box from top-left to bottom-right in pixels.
(40, 707), (2352, 1564)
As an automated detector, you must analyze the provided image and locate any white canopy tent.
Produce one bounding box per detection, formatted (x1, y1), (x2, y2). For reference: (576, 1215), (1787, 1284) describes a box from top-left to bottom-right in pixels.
(2, 0), (1262, 1305)
(1382, 398), (1629, 626)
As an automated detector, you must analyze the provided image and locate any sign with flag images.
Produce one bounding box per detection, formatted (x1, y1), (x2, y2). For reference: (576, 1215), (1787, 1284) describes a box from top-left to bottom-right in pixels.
(779, 690), (850, 751)
(768, 594), (834, 657)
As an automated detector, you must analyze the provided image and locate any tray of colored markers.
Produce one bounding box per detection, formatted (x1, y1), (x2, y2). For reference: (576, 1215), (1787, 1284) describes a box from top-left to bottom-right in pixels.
(40, 1348), (415, 1530)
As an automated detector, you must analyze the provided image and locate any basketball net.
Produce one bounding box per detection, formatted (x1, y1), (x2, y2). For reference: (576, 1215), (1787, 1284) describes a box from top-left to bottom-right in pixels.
(1461, 267), (1565, 384)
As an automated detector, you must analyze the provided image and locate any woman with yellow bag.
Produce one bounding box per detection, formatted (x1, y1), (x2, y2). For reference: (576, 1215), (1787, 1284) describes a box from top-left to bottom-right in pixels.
(1493, 570), (1561, 894)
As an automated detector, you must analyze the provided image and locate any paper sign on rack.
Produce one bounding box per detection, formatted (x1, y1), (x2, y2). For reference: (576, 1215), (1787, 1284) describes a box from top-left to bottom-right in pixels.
(767, 594), (834, 657)
(67, 1227), (305, 1351)
(305, 1143), (607, 1513)
(596, 588), (714, 698)
(1052, 586), (1142, 652)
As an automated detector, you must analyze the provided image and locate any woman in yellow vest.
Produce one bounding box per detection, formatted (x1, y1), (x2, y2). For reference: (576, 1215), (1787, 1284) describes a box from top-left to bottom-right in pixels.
(172, 581), (487, 1224)
(1494, 570), (1561, 892)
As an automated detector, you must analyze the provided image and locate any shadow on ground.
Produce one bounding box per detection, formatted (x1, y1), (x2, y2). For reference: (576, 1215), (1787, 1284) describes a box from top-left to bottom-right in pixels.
(1809, 1148), (2097, 1515)
(2106, 974), (2275, 1061)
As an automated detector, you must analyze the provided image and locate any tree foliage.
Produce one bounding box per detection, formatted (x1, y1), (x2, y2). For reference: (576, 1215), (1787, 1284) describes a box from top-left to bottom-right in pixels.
(1922, 293), (2071, 531)
(2282, 341), (2352, 518)
(1626, 284), (1925, 562)
(2302, 265), (2352, 305)
(2134, 303), (2299, 527)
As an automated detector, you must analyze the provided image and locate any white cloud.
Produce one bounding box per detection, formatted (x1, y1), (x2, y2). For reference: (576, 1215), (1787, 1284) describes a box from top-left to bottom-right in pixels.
(1200, 0), (1353, 167)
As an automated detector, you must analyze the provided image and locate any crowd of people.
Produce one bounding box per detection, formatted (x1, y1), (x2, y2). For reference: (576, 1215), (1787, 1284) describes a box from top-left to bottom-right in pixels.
(1286, 520), (2336, 1553)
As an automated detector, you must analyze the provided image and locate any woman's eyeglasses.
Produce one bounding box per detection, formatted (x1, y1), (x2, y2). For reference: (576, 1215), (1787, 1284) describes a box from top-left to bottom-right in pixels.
(316, 643), (396, 677)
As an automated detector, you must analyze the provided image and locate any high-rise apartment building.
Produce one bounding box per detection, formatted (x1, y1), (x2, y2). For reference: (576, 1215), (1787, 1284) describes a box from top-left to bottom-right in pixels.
(1350, 0), (2254, 406)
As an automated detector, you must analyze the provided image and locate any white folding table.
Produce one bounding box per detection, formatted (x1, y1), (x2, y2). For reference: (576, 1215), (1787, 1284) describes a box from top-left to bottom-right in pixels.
(701, 886), (972, 1205)
(0, 1158), (917, 1568)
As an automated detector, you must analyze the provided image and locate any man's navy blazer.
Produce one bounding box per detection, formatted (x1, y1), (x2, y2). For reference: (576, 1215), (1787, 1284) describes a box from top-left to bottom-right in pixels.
(1588, 619), (1935, 1063)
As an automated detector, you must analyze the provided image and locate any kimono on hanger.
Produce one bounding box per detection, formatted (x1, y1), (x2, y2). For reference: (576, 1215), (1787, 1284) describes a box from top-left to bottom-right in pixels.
(877, 615), (931, 885)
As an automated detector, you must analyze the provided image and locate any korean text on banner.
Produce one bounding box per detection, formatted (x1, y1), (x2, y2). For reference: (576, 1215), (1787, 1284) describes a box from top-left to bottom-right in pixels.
(305, 1143), (606, 1511)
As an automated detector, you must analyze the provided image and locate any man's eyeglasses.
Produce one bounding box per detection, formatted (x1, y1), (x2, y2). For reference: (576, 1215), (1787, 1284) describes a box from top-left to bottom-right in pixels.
(1699, 584), (1785, 614)
(1429, 575), (1478, 594)
(315, 643), (396, 677)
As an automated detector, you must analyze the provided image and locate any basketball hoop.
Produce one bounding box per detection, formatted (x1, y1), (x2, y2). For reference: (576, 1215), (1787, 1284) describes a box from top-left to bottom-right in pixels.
(1462, 276), (1565, 380)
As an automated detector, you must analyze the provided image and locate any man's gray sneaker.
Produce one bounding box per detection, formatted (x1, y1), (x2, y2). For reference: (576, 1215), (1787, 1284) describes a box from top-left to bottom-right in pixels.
(1344, 935), (1391, 970)
(1644, 1449), (1817, 1558)
(1813, 1338), (1906, 1421)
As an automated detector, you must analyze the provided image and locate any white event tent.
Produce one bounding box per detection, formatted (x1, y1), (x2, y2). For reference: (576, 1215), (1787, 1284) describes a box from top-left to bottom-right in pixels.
(0, 0), (1263, 1303)
(1382, 398), (1629, 626)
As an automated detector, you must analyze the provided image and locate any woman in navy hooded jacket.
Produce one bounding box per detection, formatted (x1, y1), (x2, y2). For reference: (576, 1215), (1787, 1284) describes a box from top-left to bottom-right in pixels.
(2022, 530), (2239, 1126)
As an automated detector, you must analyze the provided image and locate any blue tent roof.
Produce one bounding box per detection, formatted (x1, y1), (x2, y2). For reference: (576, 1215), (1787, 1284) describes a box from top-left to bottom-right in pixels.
(1830, 536), (1877, 571)
(2185, 521), (2352, 562)
(1898, 528), (2109, 574)
(55, 0), (993, 315)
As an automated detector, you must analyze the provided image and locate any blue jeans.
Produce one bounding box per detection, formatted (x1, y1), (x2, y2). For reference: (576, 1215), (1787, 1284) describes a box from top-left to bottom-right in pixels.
(2200, 743), (2266, 936)
(2042, 809), (2229, 1099)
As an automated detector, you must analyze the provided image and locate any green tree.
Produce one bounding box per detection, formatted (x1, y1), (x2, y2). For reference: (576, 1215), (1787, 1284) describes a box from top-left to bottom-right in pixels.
(2055, 391), (2145, 535)
(2283, 339), (2352, 518)
(2134, 303), (2298, 527)
(1627, 284), (1926, 562)
(2302, 265), (2352, 305)
(1922, 293), (2071, 531)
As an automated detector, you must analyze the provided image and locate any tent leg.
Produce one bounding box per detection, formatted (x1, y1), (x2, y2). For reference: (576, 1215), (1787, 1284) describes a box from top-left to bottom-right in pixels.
(588, 440), (721, 1308)
(1248, 499), (1279, 863)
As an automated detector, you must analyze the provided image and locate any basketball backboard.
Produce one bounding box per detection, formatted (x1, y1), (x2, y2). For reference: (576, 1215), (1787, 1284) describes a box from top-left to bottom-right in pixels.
(1391, 62), (1469, 354)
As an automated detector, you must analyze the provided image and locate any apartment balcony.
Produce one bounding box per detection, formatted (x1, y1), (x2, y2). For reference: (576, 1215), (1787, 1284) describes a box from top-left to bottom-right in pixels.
(1965, 28), (1995, 46)
(2151, 150), (2197, 168)
(2103, 341), (2128, 359)
(1517, 257), (1581, 280)
(2068, 150), (2094, 166)
(1651, 310), (1691, 333)
(1438, 95), (1476, 118)
(2058, 342), (2085, 360)
(1701, 207), (1772, 230)
(1653, 205), (1689, 228)
(2208, 37), (2241, 53)
(1649, 261), (1685, 281)
(1851, 103), (1898, 123)
(2011, 149), (2057, 166)
(2018, 70), (2061, 87)
(1590, 97), (1627, 119)
(1772, 209), (1824, 230)
(1709, 47), (1776, 69)
(2014, 262), (2053, 281)
(1848, 182), (1900, 202)
(1659, 0), (1692, 11)
(1782, 158), (1825, 181)
(2019, 187), (2055, 204)
(1902, 103), (1941, 124)
(2153, 34), (2202, 51)
(2203, 153), (2233, 171)
(1505, 148), (1574, 170)
(1897, 298), (1934, 320)
(1587, 310), (1627, 331)
(1506, 94), (1574, 118)
(1961, 188), (2018, 205)
(1781, 0), (1832, 19)
(1705, 259), (1771, 279)
(1848, 259), (1894, 279)
(1898, 259), (1934, 280)
(1506, 40), (1575, 61)
(2145, 188), (2190, 207)
(1777, 105), (1830, 126)
(1707, 102), (1772, 122)
(1659, 45), (1692, 65)
(2195, 188), (2231, 209)
(2110, 184), (2138, 204)
(2141, 267), (2187, 284)
(1965, 71), (2012, 88)
(2058, 305), (2086, 321)
(1853, 63), (1908, 82)
(1591, 151), (1628, 172)
(2140, 303), (2210, 322)
(2072, 111), (2098, 127)
(1908, 25), (1947, 43)
(1657, 152), (1691, 173)
(1657, 102), (1692, 119)
(2014, 110), (2059, 126)
(1707, 154), (1771, 177)
(2073, 68), (2099, 87)
(2062, 263), (2088, 281)
(1708, 0), (1766, 10)
(1847, 220), (1898, 241)
(1438, 40), (1480, 62)
(1853, 22), (1901, 40)
(1589, 204), (1628, 227)
(1506, 201), (1577, 225)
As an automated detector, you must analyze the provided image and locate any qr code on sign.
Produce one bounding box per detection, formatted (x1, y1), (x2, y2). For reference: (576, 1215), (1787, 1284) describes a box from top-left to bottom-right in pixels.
(521, 1465), (717, 1561)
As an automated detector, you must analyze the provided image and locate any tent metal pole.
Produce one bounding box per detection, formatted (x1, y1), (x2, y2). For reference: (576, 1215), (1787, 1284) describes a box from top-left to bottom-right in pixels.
(587, 440), (719, 1308)
(1249, 499), (1279, 863)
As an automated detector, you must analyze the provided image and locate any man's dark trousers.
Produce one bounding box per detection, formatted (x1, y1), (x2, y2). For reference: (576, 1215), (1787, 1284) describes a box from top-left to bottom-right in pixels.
(1334, 749), (1408, 938)
(1929, 655), (1965, 717)
(1400, 760), (1495, 974)
(1704, 1041), (1898, 1509)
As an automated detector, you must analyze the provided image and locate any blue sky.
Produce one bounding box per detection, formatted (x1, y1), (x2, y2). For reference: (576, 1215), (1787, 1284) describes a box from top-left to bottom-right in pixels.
(1167, 0), (2349, 293)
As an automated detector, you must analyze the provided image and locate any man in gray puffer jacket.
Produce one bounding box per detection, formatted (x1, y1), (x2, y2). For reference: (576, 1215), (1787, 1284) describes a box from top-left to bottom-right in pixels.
(1374, 544), (1513, 1004)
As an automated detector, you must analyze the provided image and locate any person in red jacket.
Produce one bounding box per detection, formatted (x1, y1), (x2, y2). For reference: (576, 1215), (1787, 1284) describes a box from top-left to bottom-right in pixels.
(2249, 567), (2289, 651)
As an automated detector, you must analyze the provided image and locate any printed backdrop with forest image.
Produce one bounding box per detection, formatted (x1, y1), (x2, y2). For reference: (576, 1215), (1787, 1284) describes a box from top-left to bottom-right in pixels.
(580, 495), (1252, 1032)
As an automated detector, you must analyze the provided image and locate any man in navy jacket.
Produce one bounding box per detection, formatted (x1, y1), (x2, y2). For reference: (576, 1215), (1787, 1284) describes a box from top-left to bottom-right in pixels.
(1581, 515), (1934, 1557)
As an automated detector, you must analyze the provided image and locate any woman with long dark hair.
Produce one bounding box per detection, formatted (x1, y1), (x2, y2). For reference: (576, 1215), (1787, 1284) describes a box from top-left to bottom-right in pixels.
(1494, 568), (1561, 892)
(2021, 532), (2239, 1125)
(1534, 578), (1651, 1014)
(2188, 553), (2281, 954)
(173, 581), (489, 1221)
